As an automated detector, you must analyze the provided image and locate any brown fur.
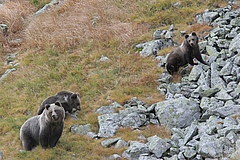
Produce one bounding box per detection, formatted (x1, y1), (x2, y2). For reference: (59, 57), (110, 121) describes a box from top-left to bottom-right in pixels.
(166, 32), (209, 74)
(20, 102), (65, 151)
(37, 91), (81, 115)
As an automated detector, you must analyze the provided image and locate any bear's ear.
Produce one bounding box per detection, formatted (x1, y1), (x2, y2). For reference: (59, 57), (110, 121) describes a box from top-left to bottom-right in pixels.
(185, 34), (189, 39)
(191, 32), (197, 36)
(55, 101), (61, 107)
(45, 104), (51, 110)
(71, 93), (78, 99)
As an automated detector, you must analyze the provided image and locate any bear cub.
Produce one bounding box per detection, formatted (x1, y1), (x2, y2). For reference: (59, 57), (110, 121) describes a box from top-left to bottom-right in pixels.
(166, 32), (209, 74)
(20, 102), (65, 151)
(37, 91), (81, 115)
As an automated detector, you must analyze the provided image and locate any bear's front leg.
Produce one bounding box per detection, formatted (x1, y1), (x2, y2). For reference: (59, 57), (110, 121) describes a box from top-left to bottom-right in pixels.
(39, 128), (50, 149)
(186, 54), (197, 66)
(49, 125), (64, 148)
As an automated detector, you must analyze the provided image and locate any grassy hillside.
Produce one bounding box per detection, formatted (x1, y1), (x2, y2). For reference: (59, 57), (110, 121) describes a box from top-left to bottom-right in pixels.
(0, 0), (227, 159)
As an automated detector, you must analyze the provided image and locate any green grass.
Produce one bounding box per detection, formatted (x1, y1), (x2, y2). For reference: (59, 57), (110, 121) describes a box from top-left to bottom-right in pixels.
(0, 0), (228, 159)
(29, 0), (51, 9)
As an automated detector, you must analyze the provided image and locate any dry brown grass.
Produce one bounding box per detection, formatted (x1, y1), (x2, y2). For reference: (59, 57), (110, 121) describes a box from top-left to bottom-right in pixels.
(116, 124), (171, 143)
(23, 0), (149, 51)
(0, 0), (36, 80)
(186, 23), (212, 39)
(0, 0), (35, 38)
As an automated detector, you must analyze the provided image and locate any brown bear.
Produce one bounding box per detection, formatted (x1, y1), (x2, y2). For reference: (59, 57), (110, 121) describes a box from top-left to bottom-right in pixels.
(20, 102), (65, 151)
(37, 91), (81, 115)
(166, 32), (209, 74)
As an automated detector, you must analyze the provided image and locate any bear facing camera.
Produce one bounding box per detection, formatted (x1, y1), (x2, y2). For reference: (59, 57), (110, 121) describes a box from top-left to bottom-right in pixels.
(20, 102), (65, 151)
(166, 32), (209, 74)
(37, 91), (81, 115)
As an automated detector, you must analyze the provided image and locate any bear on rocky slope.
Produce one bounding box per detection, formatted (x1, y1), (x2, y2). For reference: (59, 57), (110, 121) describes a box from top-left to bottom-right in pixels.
(37, 91), (81, 115)
(166, 32), (209, 74)
(20, 102), (65, 151)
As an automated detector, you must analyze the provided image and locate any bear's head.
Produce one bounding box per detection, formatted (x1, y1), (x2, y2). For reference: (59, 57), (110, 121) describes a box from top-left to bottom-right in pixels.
(70, 93), (81, 112)
(45, 102), (65, 123)
(185, 32), (198, 47)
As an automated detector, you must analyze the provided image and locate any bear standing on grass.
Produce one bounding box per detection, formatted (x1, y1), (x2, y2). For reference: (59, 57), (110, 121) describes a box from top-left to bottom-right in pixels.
(20, 102), (65, 151)
(166, 32), (209, 74)
(37, 91), (81, 115)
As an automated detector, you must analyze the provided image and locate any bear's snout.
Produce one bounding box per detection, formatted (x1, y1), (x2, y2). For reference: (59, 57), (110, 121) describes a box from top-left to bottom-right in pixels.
(76, 106), (81, 111)
(52, 112), (58, 120)
(52, 115), (57, 120)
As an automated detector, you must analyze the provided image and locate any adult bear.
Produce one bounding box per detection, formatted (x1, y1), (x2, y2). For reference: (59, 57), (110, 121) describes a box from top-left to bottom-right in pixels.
(37, 91), (81, 115)
(166, 32), (209, 74)
(20, 102), (65, 151)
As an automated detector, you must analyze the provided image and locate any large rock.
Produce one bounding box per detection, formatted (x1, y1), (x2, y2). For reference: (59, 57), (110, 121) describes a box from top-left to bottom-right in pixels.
(198, 135), (224, 158)
(120, 112), (147, 129)
(136, 39), (173, 57)
(188, 65), (204, 82)
(215, 89), (233, 101)
(97, 113), (120, 138)
(212, 105), (240, 118)
(210, 62), (226, 89)
(219, 61), (233, 76)
(229, 33), (240, 54)
(119, 107), (148, 129)
(196, 11), (219, 24)
(154, 97), (201, 128)
(101, 137), (121, 148)
(183, 124), (198, 145)
(34, 0), (60, 16)
(70, 124), (91, 135)
(122, 141), (150, 160)
(147, 135), (171, 158)
(202, 11), (219, 24)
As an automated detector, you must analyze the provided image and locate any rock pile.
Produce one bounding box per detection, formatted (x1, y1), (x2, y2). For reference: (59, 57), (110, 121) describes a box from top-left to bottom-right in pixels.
(136, 24), (175, 57)
(0, 53), (19, 82)
(70, 2), (240, 160)
(155, 3), (240, 159)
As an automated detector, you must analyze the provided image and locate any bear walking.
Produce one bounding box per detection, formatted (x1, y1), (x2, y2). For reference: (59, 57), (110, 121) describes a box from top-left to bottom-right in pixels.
(166, 32), (209, 74)
(20, 102), (65, 151)
(37, 91), (81, 115)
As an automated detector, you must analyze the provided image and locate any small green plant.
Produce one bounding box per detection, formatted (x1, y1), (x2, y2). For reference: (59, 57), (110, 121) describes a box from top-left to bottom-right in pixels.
(30, 0), (51, 8)
(31, 0), (39, 6)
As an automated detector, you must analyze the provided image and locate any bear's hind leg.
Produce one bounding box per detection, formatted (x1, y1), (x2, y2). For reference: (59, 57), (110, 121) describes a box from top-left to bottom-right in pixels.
(21, 138), (38, 151)
(166, 64), (175, 74)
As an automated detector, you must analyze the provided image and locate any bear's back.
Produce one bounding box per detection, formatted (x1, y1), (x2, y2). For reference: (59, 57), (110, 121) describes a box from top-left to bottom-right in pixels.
(37, 91), (81, 115)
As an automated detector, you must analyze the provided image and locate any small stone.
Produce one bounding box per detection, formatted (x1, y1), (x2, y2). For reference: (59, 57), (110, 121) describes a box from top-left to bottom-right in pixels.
(70, 124), (91, 135)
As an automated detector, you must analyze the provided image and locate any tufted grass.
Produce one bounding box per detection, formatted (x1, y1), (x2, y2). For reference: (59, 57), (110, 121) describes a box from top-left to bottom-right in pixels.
(0, 0), (228, 159)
